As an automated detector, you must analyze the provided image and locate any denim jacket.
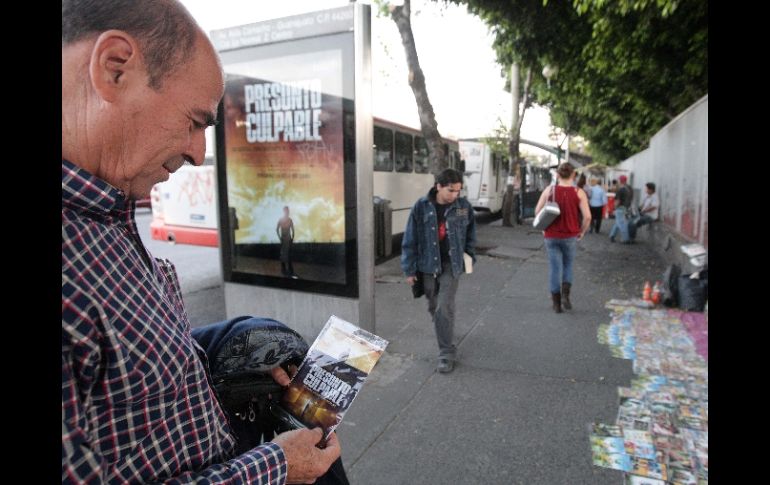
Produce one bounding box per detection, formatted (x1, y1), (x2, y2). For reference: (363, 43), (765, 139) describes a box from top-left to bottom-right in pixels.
(401, 187), (477, 278)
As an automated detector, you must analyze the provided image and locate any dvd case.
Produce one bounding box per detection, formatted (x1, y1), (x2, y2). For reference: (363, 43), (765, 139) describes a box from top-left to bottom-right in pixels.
(280, 315), (388, 440)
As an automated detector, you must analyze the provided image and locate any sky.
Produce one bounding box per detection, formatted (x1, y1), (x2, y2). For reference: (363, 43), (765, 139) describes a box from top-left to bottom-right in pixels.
(181, 0), (556, 148)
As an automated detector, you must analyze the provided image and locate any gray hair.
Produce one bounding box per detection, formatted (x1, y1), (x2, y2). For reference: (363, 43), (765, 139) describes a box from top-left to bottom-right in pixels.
(62, 0), (198, 90)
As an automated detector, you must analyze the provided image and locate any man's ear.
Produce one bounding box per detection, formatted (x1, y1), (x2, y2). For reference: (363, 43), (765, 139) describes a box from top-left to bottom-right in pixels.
(89, 30), (144, 103)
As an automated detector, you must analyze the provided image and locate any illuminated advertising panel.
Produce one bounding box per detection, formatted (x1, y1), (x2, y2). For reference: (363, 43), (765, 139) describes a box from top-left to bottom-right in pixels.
(216, 30), (357, 297)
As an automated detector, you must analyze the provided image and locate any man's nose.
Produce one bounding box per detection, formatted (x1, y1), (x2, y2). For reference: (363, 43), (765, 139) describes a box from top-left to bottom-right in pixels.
(187, 130), (207, 166)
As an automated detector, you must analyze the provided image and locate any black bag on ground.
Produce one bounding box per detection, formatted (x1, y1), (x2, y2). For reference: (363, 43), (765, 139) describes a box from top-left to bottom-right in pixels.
(698, 266), (708, 301)
(678, 272), (707, 311)
(661, 264), (681, 307)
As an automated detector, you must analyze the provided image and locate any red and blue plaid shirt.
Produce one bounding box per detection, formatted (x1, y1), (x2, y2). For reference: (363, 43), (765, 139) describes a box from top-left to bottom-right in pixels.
(62, 159), (287, 484)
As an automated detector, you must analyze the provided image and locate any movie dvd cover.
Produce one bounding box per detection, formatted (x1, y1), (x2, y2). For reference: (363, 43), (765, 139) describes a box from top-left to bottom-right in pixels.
(280, 315), (388, 440)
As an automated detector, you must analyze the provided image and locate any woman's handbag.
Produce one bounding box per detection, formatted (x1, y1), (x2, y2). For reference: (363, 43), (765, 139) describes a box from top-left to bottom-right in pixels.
(533, 185), (561, 230)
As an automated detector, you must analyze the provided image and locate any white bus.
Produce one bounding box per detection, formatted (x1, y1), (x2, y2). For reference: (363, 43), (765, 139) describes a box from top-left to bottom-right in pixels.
(373, 118), (462, 246)
(150, 159), (218, 246)
(458, 139), (509, 214)
(151, 119), (462, 252)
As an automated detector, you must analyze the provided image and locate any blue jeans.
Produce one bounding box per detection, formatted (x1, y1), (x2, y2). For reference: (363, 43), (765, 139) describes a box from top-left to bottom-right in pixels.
(545, 237), (577, 294)
(609, 206), (630, 242)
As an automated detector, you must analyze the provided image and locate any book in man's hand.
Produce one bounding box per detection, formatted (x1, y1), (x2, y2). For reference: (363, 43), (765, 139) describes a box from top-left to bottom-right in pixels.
(276, 315), (388, 441)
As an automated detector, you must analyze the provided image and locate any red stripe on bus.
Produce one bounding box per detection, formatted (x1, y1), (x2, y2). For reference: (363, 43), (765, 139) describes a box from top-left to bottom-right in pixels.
(150, 220), (219, 247)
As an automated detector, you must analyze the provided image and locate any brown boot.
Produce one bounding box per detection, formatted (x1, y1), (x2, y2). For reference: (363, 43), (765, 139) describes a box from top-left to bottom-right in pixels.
(551, 292), (562, 313)
(561, 282), (572, 310)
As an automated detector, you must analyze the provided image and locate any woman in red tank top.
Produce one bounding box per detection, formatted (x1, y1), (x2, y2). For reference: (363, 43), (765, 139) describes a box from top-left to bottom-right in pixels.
(534, 163), (592, 312)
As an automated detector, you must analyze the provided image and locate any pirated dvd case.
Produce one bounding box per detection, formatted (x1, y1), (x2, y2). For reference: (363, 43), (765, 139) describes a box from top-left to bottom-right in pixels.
(280, 315), (388, 440)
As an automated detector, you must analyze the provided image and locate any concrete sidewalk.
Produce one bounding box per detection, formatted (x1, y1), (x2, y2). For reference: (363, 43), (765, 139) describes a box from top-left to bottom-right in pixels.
(337, 219), (668, 484)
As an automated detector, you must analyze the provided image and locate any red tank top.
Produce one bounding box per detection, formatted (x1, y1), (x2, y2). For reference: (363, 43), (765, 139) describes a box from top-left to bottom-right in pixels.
(544, 184), (581, 239)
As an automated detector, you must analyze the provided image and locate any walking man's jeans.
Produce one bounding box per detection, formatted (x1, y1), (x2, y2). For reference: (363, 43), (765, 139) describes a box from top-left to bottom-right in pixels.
(609, 206), (631, 242)
(545, 237), (577, 294)
(423, 261), (460, 359)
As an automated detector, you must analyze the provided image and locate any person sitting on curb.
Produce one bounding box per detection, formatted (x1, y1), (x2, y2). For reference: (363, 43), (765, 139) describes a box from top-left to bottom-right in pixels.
(629, 182), (660, 241)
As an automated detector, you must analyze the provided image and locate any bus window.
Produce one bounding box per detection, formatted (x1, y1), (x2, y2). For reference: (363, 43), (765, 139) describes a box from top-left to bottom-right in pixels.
(374, 126), (394, 172)
(395, 131), (413, 173)
(414, 136), (429, 173)
(450, 150), (463, 172)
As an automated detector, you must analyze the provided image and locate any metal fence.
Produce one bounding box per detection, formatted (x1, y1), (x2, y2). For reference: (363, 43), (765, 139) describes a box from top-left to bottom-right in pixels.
(616, 95), (708, 248)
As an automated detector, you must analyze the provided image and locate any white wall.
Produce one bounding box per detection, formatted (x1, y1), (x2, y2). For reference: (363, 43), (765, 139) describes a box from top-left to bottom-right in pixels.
(616, 95), (708, 247)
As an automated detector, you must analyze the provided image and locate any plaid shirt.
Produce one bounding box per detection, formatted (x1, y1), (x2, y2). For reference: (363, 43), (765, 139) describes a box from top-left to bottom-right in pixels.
(62, 160), (287, 484)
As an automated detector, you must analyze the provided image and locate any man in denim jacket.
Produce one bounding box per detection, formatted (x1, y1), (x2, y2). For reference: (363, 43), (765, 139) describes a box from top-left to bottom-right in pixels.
(401, 168), (476, 373)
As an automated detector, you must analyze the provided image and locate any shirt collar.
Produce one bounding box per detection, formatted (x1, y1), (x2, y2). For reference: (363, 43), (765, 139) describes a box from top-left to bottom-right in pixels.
(61, 159), (133, 219)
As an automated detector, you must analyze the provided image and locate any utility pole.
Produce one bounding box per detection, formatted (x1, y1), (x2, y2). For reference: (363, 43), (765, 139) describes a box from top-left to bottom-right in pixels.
(502, 63), (521, 227)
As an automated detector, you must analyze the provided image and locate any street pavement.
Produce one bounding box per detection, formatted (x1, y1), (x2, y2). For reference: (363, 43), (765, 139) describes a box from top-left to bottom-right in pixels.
(156, 209), (670, 484)
(337, 219), (668, 484)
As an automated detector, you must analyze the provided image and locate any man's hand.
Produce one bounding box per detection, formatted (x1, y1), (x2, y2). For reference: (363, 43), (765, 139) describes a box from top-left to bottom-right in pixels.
(270, 365), (299, 387)
(406, 276), (417, 286)
(272, 428), (341, 484)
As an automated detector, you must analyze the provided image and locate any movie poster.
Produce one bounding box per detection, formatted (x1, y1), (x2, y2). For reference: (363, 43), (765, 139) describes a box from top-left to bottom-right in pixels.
(222, 48), (347, 284)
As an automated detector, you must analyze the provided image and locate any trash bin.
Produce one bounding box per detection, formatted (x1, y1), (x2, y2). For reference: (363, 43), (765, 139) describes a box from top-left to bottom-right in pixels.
(373, 197), (392, 258)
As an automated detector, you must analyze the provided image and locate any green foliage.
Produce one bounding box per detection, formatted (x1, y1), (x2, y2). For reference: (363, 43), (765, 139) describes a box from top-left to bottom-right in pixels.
(482, 118), (513, 160)
(448, 0), (707, 164)
(371, 0), (393, 18)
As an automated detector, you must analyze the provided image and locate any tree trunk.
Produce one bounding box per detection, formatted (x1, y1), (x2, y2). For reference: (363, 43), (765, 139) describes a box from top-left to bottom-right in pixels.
(503, 63), (532, 226)
(390, 0), (446, 174)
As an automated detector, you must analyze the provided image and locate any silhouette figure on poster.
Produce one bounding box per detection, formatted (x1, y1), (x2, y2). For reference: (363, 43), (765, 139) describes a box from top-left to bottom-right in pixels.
(276, 206), (298, 278)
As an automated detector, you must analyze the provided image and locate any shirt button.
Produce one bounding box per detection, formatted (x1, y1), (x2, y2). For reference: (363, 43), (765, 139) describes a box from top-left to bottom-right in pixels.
(433, 242), (436, 245)
(434, 257), (437, 260)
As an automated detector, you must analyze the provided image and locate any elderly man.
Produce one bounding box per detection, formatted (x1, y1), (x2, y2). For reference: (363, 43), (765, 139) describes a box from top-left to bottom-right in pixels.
(62, 1), (340, 483)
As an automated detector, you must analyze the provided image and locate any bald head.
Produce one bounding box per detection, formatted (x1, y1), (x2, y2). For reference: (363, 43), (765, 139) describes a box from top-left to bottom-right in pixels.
(62, 0), (198, 90)
(62, 0), (224, 201)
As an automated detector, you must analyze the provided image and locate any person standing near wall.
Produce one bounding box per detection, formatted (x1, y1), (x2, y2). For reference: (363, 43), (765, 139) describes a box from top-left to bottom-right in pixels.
(608, 175), (633, 244)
